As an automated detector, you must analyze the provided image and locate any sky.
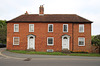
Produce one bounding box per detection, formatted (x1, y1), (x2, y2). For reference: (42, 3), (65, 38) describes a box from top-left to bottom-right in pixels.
(0, 0), (100, 35)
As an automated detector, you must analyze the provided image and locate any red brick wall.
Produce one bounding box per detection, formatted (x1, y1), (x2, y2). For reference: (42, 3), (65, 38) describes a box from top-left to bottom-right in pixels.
(73, 23), (91, 53)
(91, 45), (99, 53)
(7, 22), (91, 52)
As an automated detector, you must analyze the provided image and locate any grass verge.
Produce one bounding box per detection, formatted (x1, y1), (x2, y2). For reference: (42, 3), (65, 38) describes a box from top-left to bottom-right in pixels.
(69, 53), (100, 57)
(8, 50), (100, 57)
(8, 50), (66, 55)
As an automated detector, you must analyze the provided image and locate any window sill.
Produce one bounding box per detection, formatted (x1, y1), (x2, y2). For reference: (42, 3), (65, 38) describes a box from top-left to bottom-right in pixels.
(78, 45), (85, 46)
(14, 32), (19, 33)
(47, 44), (54, 46)
(63, 31), (68, 33)
(13, 44), (19, 45)
(79, 32), (84, 33)
(48, 32), (52, 33)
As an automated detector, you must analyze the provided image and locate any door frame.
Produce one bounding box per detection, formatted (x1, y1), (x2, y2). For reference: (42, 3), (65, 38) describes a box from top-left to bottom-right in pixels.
(27, 34), (35, 50)
(62, 34), (70, 50)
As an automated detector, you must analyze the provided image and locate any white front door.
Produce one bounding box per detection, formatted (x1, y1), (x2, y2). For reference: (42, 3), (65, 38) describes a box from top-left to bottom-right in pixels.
(29, 37), (34, 49)
(62, 36), (69, 50)
(27, 34), (35, 50)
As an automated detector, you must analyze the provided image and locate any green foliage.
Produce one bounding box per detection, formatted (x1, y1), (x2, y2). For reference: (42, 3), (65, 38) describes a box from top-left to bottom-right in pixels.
(92, 35), (100, 53)
(8, 50), (100, 57)
(71, 51), (88, 53)
(0, 20), (6, 28)
(92, 35), (100, 46)
(9, 50), (66, 55)
(0, 20), (7, 43)
(61, 49), (71, 54)
(91, 35), (95, 40)
(69, 53), (100, 57)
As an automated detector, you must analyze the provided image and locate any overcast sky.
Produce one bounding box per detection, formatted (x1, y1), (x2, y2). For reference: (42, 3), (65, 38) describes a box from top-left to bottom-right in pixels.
(0, 0), (100, 35)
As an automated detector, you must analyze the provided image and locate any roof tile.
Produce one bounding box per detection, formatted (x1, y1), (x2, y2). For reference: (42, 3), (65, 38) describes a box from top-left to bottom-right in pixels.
(7, 14), (92, 23)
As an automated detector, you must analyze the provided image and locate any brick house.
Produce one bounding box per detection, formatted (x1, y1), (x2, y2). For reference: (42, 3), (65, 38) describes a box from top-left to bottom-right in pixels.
(6, 5), (93, 52)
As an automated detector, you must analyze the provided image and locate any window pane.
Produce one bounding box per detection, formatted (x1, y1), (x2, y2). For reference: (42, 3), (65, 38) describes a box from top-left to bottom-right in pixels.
(15, 25), (18, 29)
(48, 38), (53, 44)
(79, 25), (84, 32)
(29, 24), (34, 32)
(14, 24), (18, 32)
(78, 37), (85, 46)
(79, 26), (83, 32)
(30, 25), (33, 31)
(14, 38), (19, 44)
(49, 25), (53, 32)
(79, 38), (84, 41)
(79, 41), (84, 45)
(63, 25), (68, 32)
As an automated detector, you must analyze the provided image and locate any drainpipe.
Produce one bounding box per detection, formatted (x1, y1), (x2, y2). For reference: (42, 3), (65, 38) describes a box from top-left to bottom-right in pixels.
(72, 23), (74, 52)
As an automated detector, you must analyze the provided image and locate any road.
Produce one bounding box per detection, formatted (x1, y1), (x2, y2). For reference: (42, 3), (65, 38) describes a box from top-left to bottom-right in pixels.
(0, 48), (100, 66)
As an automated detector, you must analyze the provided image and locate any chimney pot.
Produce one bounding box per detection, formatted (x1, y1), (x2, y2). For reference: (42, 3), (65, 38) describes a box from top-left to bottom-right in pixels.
(25, 11), (28, 15)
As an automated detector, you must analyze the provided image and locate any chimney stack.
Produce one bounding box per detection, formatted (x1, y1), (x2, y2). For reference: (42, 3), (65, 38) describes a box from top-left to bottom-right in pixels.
(39, 5), (44, 15)
(25, 11), (28, 15)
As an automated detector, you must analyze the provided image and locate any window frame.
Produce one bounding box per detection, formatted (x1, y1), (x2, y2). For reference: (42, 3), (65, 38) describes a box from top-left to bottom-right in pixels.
(29, 24), (34, 32)
(13, 37), (19, 45)
(48, 24), (53, 32)
(14, 24), (19, 32)
(63, 24), (68, 32)
(78, 37), (85, 46)
(47, 37), (54, 46)
(79, 24), (84, 33)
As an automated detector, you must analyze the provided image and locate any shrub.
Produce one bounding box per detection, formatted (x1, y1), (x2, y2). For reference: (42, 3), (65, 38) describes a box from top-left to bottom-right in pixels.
(71, 51), (88, 54)
(61, 49), (71, 54)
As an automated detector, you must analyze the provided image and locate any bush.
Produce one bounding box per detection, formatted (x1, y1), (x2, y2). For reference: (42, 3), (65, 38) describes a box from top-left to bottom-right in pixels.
(61, 49), (71, 54)
(71, 51), (88, 54)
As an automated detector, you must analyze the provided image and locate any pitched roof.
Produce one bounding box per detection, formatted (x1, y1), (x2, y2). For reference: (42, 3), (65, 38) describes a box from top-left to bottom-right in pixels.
(6, 14), (92, 23)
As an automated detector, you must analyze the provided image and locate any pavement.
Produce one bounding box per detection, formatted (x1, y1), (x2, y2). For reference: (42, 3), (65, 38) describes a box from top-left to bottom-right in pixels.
(0, 48), (100, 66)
(0, 48), (100, 60)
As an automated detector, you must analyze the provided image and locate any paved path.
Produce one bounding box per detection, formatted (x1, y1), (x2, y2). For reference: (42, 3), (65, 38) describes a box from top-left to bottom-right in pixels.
(0, 48), (100, 66)
(0, 48), (100, 60)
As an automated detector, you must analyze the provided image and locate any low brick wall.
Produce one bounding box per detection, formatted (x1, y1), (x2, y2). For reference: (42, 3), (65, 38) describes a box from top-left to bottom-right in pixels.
(91, 45), (99, 53)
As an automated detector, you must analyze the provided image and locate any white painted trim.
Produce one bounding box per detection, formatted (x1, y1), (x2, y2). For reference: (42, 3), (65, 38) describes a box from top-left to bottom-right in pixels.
(63, 24), (68, 32)
(39, 14), (44, 16)
(48, 24), (53, 32)
(78, 37), (85, 46)
(13, 37), (19, 45)
(62, 35), (70, 50)
(29, 24), (34, 32)
(14, 24), (19, 32)
(47, 37), (54, 46)
(79, 24), (84, 33)
(27, 35), (35, 50)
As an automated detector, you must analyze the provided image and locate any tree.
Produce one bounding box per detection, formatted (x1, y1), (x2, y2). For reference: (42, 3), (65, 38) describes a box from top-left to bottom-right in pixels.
(92, 35), (100, 53)
(0, 20), (6, 28)
(0, 20), (6, 43)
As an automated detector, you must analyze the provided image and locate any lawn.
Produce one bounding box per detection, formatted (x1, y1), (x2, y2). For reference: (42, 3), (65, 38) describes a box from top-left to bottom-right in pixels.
(9, 50), (66, 55)
(8, 50), (100, 57)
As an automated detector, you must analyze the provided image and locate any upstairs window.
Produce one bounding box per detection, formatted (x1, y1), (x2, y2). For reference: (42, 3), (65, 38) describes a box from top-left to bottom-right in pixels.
(14, 24), (19, 32)
(48, 24), (53, 32)
(78, 37), (85, 46)
(29, 24), (34, 32)
(13, 37), (19, 45)
(63, 24), (68, 32)
(79, 24), (84, 32)
(47, 37), (54, 45)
